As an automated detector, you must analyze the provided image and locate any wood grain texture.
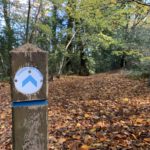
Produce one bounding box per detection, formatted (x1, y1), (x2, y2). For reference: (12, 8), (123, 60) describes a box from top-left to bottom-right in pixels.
(12, 104), (48, 150)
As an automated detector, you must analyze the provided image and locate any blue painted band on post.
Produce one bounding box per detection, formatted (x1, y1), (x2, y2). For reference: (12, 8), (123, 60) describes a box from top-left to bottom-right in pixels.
(12, 100), (48, 108)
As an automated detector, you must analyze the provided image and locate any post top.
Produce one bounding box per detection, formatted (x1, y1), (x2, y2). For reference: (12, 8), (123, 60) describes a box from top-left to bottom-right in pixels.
(11, 43), (46, 53)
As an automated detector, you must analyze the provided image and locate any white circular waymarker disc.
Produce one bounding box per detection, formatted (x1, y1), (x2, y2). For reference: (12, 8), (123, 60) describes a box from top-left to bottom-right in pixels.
(14, 67), (43, 95)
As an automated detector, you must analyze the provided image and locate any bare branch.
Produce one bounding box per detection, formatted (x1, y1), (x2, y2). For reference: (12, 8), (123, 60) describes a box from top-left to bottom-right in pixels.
(58, 30), (78, 76)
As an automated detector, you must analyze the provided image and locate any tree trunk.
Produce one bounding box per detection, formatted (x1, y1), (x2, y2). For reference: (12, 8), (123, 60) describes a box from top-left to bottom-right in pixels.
(29, 0), (42, 43)
(58, 30), (77, 76)
(51, 4), (58, 52)
(26, 0), (31, 43)
(79, 43), (89, 76)
(2, 0), (15, 76)
(120, 53), (126, 68)
(0, 54), (7, 76)
(2, 0), (14, 50)
(65, 0), (76, 73)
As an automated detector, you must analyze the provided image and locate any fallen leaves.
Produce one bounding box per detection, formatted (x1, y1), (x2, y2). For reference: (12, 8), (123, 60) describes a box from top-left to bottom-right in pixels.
(122, 97), (129, 103)
(0, 112), (6, 119)
(79, 145), (90, 150)
(84, 113), (91, 119)
(93, 121), (109, 129)
(58, 137), (67, 144)
(0, 72), (150, 149)
(135, 118), (145, 124)
(144, 138), (150, 143)
(99, 135), (109, 142)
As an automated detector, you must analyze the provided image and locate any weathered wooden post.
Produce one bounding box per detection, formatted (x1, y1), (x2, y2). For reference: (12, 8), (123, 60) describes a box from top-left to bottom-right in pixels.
(10, 43), (48, 150)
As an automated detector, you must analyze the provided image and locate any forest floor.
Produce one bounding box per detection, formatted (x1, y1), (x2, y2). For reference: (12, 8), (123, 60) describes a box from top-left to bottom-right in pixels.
(0, 71), (150, 150)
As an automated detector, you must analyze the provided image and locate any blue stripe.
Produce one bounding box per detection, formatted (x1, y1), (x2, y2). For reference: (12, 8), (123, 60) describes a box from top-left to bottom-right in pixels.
(12, 100), (48, 108)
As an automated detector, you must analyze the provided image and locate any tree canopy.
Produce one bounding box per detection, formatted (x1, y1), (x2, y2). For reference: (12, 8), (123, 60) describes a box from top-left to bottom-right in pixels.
(0, 0), (150, 78)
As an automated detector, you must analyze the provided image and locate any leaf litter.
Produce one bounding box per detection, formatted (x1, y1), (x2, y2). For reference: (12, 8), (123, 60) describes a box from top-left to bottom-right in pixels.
(0, 72), (149, 150)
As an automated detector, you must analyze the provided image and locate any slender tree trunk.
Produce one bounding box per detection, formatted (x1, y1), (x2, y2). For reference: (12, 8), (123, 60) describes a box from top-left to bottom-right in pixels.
(2, 0), (14, 50)
(58, 30), (77, 76)
(2, 0), (14, 76)
(51, 4), (57, 52)
(79, 44), (89, 76)
(0, 54), (7, 76)
(65, 0), (76, 73)
(120, 53), (126, 68)
(26, 0), (31, 43)
(65, 18), (74, 73)
(29, 0), (42, 43)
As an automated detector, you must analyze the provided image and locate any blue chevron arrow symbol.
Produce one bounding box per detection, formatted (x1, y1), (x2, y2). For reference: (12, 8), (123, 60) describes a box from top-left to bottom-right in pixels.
(22, 75), (37, 87)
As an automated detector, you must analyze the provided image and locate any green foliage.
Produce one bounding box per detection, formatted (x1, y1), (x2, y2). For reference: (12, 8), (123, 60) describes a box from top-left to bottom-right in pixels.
(0, 76), (10, 82)
(0, 0), (150, 77)
(138, 57), (150, 76)
(112, 50), (143, 57)
(125, 70), (146, 79)
(126, 56), (150, 79)
(86, 56), (96, 75)
(36, 23), (52, 35)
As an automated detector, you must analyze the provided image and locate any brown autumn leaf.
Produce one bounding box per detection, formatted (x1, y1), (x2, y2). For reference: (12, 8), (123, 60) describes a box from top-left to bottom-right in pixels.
(84, 113), (91, 118)
(58, 137), (67, 144)
(135, 118), (144, 124)
(69, 141), (82, 150)
(72, 135), (81, 140)
(99, 136), (109, 142)
(0, 124), (5, 129)
(90, 128), (96, 133)
(84, 135), (94, 144)
(143, 138), (150, 143)
(131, 134), (137, 140)
(93, 121), (109, 129)
(0, 112), (6, 119)
(76, 123), (82, 128)
(80, 145), (90, 150)
(122, 98), (129, 103)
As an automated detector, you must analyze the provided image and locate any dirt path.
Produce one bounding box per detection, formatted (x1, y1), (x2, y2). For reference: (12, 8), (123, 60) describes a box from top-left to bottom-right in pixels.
(0, 72), (150, 149)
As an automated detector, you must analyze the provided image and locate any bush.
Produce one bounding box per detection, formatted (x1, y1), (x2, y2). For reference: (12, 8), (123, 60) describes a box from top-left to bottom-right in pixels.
(125, 57), (150, 79)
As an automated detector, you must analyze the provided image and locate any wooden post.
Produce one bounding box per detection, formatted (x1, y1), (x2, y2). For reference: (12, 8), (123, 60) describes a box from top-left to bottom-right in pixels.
(10, 43), (48, 150)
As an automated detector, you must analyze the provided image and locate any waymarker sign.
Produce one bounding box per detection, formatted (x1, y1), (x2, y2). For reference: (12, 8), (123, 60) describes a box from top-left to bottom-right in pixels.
(14, 67), (43, 95)
(10, 43), (48, 150)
